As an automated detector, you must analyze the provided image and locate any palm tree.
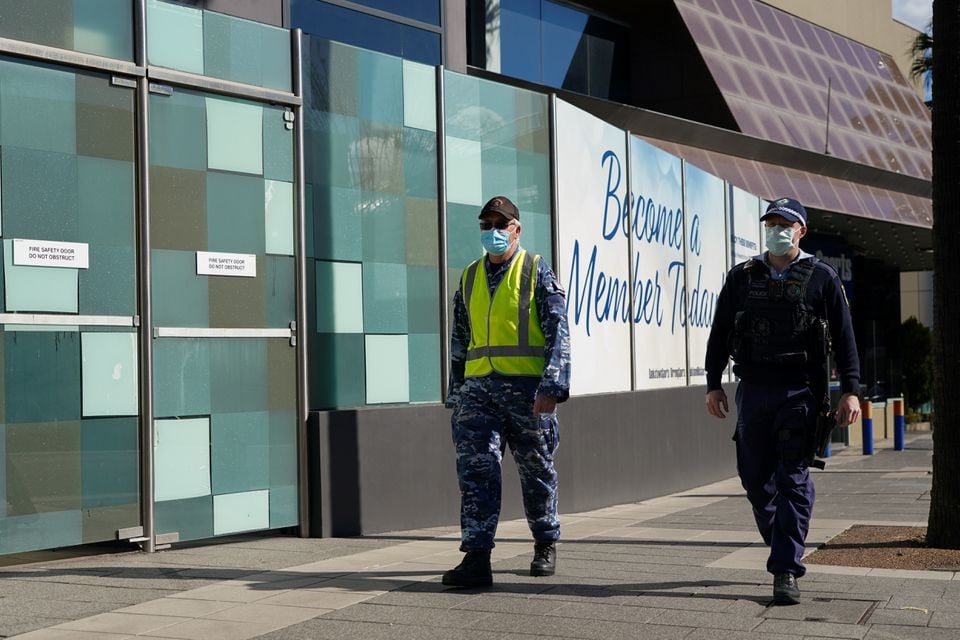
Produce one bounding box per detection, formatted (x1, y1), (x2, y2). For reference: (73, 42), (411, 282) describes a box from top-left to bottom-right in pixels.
(926, 0), (960, 549)
(909, 21), (933, 104)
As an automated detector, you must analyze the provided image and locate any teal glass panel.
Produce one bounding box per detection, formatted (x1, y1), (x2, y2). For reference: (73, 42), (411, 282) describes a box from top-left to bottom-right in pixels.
(266, 256), (296, 328)
(78, 157), (135, 248)
(73, 0), (134, 60)
(361, 194), (405, 263)
(269, 485), (297, 529)
(364, 334), (409, 404)
(147, 0), (204, 74)
(304, 38), (359, 118)
(80, 417), (138, 509)
(213, 489), (269, 535)
(155, 495), (213, 541)
(405, 197), (439, 267)
(521, 212), (553, 265)
(407, 266), (439, 333)
(154, 417), (211, 502)
(79, 245), (136, 316)
(153, 338), (211, 418)
(209, 338), (268, 414)
(402, 60), (436, 132)
(445, 136), (483, 206)
(442, 71), (481, 140)
(206, 172), (265, 254)
(516, 149), (551, 214)
(445, 202), (483, 272)
(81, 332), (138, 417)
(206, 97), (263, 175)
(151, 249), (209, 327)
(211, 411), (269, 495)
(478, 81), (519, 146)
(307, 112), (360, 189)
(3, 239), (79, 314)
(76, 72), (135, 163)
(315, 261), (363, 334)
(480, 145), (519, 202)
(266, 340), (296, 411)
(83, 503), (140, 544)
(149, 91), (207, 171)
(357, 122), (404, 194)
(357, 48), (403, 125)
(150, 167), (207, 252)
(313, 187), (363, 262)
(362, 262), (407, 333)
(1, 147), (79, 240)
(6, 421), (81, 515)
(403, 128), (437, 199)
(0, 425), (5, 517)
(265, 180), (295, 256)
(310, 333), (364, 409)
(4, 330), (81, 424)
(268, 410), (297, 489)
(263, 108), (294, 182)
(0, 57), (76, 154)
(0, 0), (73, 51)
(408, 333), (441, 403)
(203, 11), (292, 92)
(0, 510), (81, 555)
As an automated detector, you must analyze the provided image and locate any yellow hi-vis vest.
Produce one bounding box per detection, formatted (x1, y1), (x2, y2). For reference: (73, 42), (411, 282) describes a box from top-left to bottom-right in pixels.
(463, 250), (546, 377)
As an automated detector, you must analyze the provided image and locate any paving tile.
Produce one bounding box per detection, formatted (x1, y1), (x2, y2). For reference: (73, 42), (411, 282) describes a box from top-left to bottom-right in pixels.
(755, 618), (868, 638)
(546, 601), (660, 623)
(116, 599), (237, 617)
(168, 584), (284, 603)
(866, 607), (932, 626)
(55, 612), (188, 635)
(864, 625), (960, 640)
(649, 608), (762, 631)
(324, 602), (492, 628)
(258, 618), (504, 640)
(204, 602), (330, 625)
(12, 629), (135, 640)
(257, 587), (383, 609)
(473, 611), (693, 639)
(139, 618), (282, 640)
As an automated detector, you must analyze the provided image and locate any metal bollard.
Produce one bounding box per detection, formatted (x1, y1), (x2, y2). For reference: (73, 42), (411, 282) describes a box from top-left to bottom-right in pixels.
(862, 400), (874, 455)
(893, 399), (905, 451)
(822, 440), (831, 458)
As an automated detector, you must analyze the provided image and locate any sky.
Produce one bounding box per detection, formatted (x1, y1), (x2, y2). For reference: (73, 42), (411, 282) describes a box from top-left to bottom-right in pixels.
(892, 0), (932, 32)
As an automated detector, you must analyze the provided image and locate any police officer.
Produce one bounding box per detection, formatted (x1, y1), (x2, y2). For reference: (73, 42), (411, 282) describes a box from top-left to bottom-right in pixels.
(704, 198), (861, 605)
(442, 195), (571, 588)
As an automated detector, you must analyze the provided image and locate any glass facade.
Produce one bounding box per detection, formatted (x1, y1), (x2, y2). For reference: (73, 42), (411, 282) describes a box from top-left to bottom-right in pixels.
(0, 0), (134, 60)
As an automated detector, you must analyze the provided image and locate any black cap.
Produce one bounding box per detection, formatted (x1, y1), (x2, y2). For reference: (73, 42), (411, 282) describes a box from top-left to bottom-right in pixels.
(479, 196), (520, 222)
(762, 197), (807, 226)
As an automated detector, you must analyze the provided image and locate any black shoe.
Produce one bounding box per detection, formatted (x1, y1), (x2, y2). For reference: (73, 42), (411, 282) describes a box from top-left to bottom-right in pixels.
(530, 542), (557, 577)
(773, 573), (800, 605)
(442, 550), (492, 588)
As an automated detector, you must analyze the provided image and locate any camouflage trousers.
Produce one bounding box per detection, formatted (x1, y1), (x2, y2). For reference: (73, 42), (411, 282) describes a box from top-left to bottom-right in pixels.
(451, 376), (560, 551)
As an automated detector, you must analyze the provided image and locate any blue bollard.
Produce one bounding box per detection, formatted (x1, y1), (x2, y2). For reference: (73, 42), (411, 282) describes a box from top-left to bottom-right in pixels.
(822, 440), (831, 458)
(862, 400), (874, 455)
(893, 399), (905, 451)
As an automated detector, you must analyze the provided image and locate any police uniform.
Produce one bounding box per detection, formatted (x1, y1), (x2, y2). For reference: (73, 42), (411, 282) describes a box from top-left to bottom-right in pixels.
(443, 196), (570, 587)
(705, 198), (860, 602)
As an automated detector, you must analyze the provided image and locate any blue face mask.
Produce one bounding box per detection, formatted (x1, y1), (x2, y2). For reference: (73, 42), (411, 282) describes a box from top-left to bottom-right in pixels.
(481, 229), (512, 256)
(765, 226), (796, 256)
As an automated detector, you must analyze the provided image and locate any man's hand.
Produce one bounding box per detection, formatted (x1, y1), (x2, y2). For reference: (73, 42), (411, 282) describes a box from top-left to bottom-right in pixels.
(705, 389), (729, 419)
(533, 394), (557, 416)
(835, 393), (861, 427)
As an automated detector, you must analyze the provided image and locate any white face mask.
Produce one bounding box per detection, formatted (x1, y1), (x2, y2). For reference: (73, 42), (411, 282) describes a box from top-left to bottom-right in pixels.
(765, 226), (796, 256)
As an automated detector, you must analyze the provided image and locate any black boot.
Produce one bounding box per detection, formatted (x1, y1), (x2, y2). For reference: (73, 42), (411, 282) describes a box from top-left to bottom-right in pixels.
(773, 573), (800, 605)
(530, 542), (557, 577)
(442, 550), (492, 588)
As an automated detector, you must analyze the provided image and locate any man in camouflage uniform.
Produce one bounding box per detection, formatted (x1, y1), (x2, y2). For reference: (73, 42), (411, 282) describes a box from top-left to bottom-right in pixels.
(442, 195), (571, 588)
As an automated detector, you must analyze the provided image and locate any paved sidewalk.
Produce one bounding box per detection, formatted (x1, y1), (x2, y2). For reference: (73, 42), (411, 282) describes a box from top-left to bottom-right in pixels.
(1, 433), (949, 640)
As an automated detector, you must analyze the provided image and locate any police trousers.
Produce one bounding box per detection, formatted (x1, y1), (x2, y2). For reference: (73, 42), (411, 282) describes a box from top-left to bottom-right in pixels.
(734, 380), (817, 577)
(451, 376), (560, 551)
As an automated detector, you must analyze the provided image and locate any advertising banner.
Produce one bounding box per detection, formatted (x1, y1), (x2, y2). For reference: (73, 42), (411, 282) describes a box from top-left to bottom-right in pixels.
(729, 185), (761, 268)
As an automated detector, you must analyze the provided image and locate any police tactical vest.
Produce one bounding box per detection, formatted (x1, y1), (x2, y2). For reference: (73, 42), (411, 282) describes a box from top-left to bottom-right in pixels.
(463, 250), (546, 377)
(728, 257), (829, 367)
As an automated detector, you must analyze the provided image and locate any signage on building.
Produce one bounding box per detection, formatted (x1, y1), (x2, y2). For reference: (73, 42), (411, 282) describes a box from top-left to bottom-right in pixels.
(729, 185), (761, 267)
(13, 239), (89, 269)
(196, 251), (257, 277)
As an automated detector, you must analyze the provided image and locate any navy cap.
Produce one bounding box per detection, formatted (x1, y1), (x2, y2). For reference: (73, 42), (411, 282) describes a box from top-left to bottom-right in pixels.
(762, 197), (807, 226)
(479, 196), (520, 222)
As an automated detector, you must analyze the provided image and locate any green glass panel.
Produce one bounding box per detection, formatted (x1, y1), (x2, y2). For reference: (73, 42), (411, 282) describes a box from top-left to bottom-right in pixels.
(307, 112), (360, 189)
(0, 148), (4, 239)
(405, 197), (439, 267)
(263, 108), (294, 182)
(151, 250), (209, 327)
(213, 489), (269, 535)
(211, 411), (269, 495)
(149, 90), (207, 171)
(357, 121), (404, 194)
(513, 91), (550, 154)
(147, 0), (204, 74)
(403, 128), (437, 199)
(0, 0), (73, 51)
(206, 97), (263, 175)
(445, 136), (483, 206)
(3, 239), (79, 314)
(81, 332), (138, 417)
(269, 485), (297, 529)
(0, 56), (76, 155)
(4, 330), (81, 424)
(82, 503), (139, 544)
(364, 334), (409, 404)
(520, 212), (553, 265)
(442, 71), (481, 140)
(361, 194), (405, 263)
(313, 186), (363, 262)
(76, 72), (134, 162)
(150, 167), (207, 252)
(208, 259), (266, 329)
(78, 156), (135, 248)
(310, 333), (364, 409)
(0, 510), (81, 555)
(0, 147), (79, 240)
(155, 495), (212, 541)
(304, 184), (315, 259)
(407, 266), (440, 333)
(362, 262), (407, 333)
(268, 410), (297, 488)
(265, 180), (295, 256)
(446, 202), (484, 273)
(480, 145), (519, 202)
(207, 172), (265, 254)
(0, 425), (5, 516)
(80, 417), (138, 509)
(305, 38), (358, 118)
(408, 333), (441, 403)
(516, 150), (551, 214)
(266, 256), (296, 329)
(357, 48), (403, 125)
(73, 0), (134, 60)
(203, 11), (292, 92)
(6, 421), (81, 515)
(79, 245), (136, 316)
(315, 260), (363, 334)
(478, 81), (519, 147)
(209, 338), (268, 414)
(153, 338), (211, 418)
(402, 60), (436, 132)
(155, 417), (211, 502)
